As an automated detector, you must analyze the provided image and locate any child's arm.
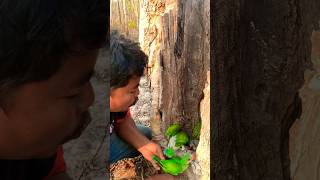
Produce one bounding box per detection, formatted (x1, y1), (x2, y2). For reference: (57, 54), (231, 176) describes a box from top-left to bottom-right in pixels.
(115, 114), (150, 150)
(115, 115), (165, 169)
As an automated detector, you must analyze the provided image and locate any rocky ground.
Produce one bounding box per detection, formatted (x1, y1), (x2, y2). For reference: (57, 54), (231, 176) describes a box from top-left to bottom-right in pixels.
(130, 77), (152, 127)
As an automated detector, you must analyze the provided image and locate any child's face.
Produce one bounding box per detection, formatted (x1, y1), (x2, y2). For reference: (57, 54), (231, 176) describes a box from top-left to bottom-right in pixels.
(0, 50), (99, 159)
(110, 76), (140, 112)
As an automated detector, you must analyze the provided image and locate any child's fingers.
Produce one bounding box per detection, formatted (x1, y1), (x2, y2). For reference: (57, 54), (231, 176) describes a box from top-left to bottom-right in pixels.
(191, 152), (197, 160)
(157, 146), (165, 159)
(151, 160), (161, 170)
(159, 153), (165, 160)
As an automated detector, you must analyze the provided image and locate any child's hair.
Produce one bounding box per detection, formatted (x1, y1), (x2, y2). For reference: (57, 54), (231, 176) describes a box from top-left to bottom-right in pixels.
(0, 0), (108, 103)
(110, 31), (147, 89)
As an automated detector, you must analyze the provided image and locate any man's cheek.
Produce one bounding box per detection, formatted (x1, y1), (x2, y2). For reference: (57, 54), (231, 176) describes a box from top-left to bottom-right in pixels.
(124, 94), (132, 104)
(55, 108), (77, 135)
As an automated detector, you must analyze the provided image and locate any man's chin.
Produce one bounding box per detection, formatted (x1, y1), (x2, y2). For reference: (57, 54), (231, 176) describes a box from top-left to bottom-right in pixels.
(62, 112), (92, 143)
(61, 128), (85, 143)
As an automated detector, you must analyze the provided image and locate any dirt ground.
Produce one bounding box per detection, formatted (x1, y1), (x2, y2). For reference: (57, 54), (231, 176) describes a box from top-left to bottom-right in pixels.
(63, 49), (109, 180)
(110, 155), (158, 180)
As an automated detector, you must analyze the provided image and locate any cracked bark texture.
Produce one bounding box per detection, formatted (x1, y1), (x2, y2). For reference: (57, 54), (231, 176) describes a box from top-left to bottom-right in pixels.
(140, 0), (209, 137)
(139, 0), (210, 179)
(212, 0), (320, 180)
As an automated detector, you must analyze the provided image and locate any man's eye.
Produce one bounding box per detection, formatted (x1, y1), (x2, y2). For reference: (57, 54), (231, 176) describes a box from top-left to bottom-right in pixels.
(65, 94), (79, 99)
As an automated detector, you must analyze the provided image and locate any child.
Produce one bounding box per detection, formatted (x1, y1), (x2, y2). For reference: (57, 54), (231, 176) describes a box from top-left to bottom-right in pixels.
(0, 0), (107, 179)
(110, 32), (176, 180)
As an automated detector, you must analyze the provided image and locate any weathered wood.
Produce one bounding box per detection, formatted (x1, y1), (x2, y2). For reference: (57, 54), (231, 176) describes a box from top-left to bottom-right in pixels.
(139, 0), (210, 179)
(212, 0), (320, 179)
(140, 0), (209, 138)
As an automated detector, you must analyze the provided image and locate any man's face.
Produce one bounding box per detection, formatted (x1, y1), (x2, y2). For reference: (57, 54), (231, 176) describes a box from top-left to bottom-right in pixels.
(0, 50), (99, 159)
(110, 76), (140, 112)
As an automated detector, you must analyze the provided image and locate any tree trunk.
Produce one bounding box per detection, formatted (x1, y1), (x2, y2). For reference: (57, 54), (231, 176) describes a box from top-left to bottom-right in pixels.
(140, 0), (210, 179)
(117, 0), (122, 25)
(212, 0), (320, 179)
(110, 0), (140, 40)
(122, 0), (128, 36)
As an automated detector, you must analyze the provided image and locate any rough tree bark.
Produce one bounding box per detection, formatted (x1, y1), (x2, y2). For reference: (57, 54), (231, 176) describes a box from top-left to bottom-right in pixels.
(140, 0), (209, 138)
(139, 0), (210, 179)
(212, 0), (320, 180)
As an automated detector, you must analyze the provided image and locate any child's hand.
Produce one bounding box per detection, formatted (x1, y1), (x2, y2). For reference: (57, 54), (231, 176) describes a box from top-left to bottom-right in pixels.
(137, 141), (165, 170)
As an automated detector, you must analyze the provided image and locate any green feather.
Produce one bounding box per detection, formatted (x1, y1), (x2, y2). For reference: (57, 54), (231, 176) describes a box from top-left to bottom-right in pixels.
(152, 155), (183, 176)
(192, 121), (201, 140)
(164, 147), (175, 158)
(165, 124), (182, 139)
(175, 131), (189, 147)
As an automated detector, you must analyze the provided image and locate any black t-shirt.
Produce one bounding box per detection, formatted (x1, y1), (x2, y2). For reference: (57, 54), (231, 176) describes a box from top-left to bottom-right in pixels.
(110, 111), (128, 134)
(0, 155), (55, 180)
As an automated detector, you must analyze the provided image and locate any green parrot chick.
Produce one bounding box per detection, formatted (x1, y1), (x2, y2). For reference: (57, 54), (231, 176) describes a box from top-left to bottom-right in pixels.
(152, 152), (191, 176)
(164, 147), (175, 158)
(152, 155), (183, 176)
(165, 124), (182, 139)
(175, 131), (189, 147)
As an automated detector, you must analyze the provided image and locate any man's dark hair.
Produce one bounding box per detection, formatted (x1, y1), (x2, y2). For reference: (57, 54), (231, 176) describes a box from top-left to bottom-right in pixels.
(110, 31), (147, 89)
(0, 0), (108, 103)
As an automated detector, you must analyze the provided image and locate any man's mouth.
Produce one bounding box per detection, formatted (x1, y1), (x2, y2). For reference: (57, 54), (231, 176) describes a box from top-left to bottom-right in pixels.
(63, 111), (92, 142)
